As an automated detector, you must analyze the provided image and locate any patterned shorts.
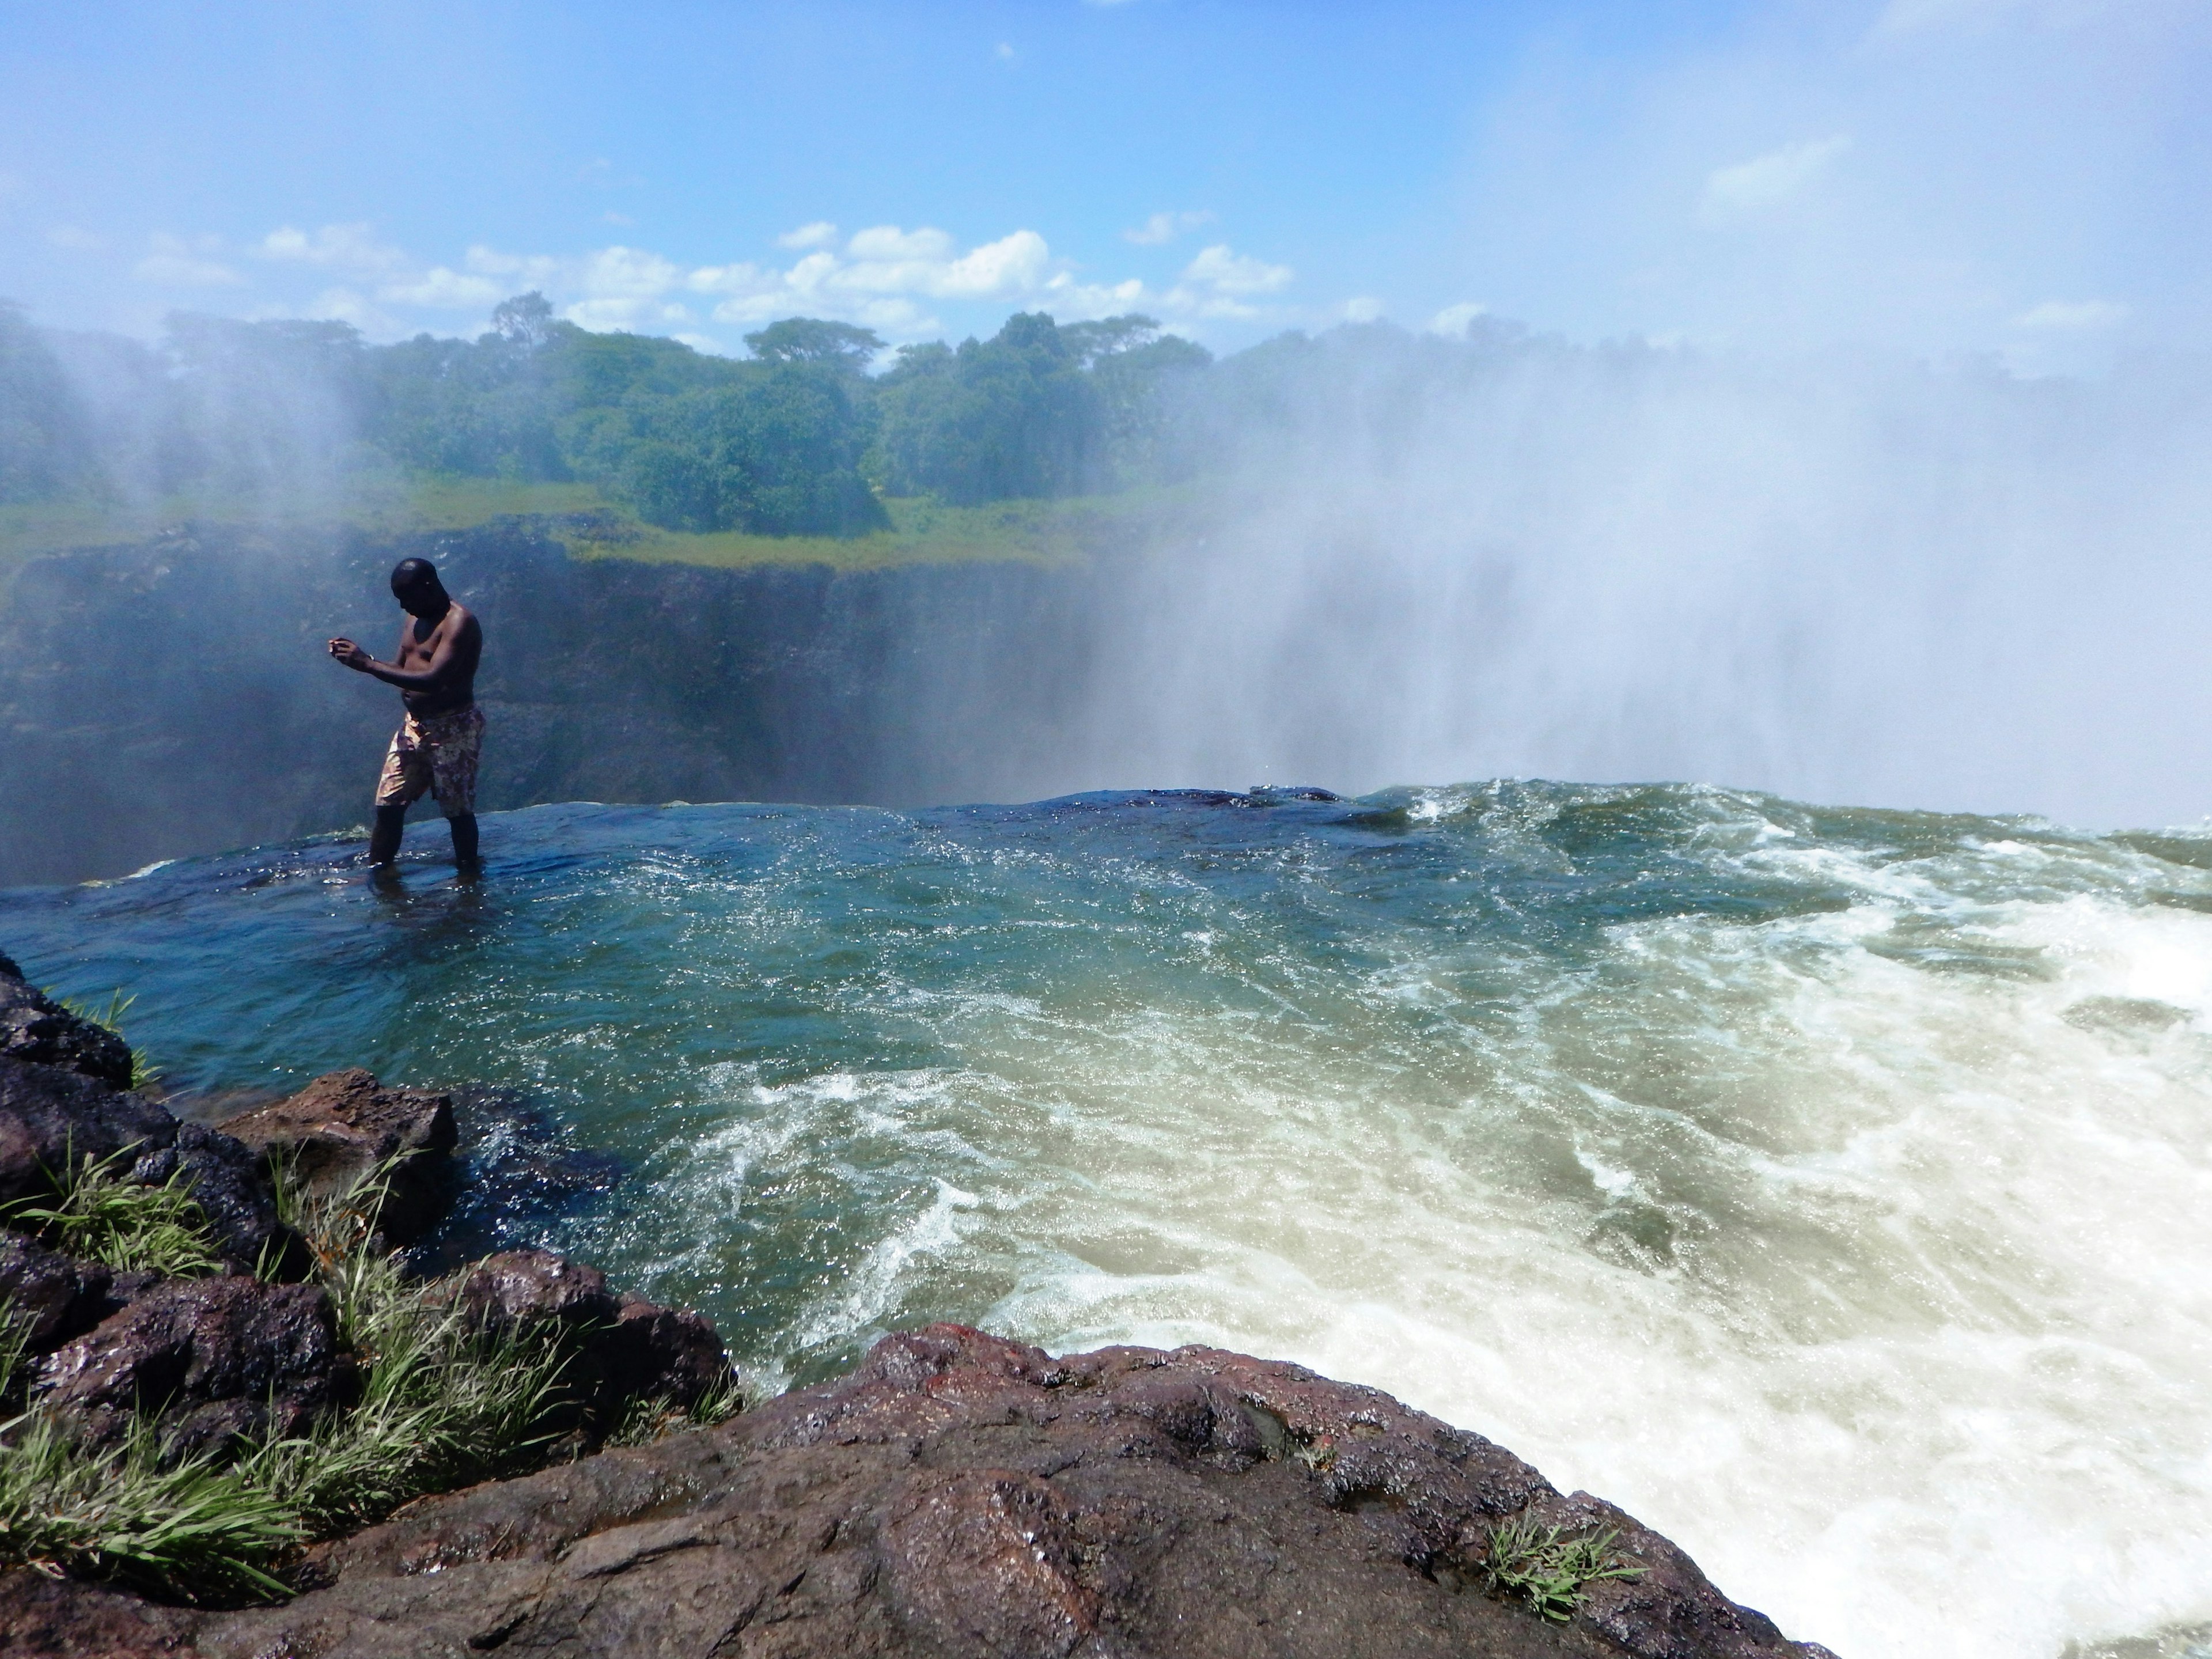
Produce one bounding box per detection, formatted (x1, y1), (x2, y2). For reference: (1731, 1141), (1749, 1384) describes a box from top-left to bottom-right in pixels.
(374, 703), (484, 819)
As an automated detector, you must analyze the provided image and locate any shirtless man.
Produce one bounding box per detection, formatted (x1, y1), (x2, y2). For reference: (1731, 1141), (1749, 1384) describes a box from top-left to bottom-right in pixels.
(327, 558), (485, 869)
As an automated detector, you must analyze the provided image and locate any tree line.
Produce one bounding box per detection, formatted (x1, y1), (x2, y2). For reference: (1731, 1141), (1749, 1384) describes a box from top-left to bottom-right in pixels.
(0, 294), (1224, 536)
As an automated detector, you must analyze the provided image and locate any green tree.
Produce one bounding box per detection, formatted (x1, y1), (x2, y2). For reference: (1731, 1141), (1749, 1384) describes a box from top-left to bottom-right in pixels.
(744, 319), (883, 372)
(873, 312), (1101, 503)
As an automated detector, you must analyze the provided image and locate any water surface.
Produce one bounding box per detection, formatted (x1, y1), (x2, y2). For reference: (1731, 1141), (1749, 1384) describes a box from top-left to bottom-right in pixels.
(5, 783), (2210, 1659)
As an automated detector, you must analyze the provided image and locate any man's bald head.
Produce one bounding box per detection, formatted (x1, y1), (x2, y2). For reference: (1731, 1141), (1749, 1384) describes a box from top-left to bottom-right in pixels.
(391, 558), (449, 617)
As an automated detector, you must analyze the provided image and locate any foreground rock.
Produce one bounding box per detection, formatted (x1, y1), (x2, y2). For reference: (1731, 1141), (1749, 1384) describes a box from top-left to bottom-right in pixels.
(217, 1069), (459, 1247)
(35, 1275), (357, 1457)
(449, 1247), (730, 1435)
(0, 950), (134, 1089)
(171, 1324), (1832, 1659)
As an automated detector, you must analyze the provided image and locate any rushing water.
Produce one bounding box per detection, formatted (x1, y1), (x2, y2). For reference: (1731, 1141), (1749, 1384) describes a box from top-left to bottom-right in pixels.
(3, 783), (2210, 1658)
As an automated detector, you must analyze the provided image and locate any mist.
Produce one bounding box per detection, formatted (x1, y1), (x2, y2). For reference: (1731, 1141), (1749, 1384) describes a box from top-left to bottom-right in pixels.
(7, 310), (2212, 892)
(1031, 327), (2212, 829)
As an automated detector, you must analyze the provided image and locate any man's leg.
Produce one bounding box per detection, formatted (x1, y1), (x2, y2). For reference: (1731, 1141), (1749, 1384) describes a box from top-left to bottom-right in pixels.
(448, 813), (479, 867)
(369, 804), (407, 866)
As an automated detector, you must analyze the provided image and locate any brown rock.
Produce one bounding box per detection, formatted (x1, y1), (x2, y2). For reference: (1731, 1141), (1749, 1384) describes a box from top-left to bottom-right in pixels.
(449, 1248), (733, 1438)
(217, 1069), (457, 1246)
(0, 1055), (175, 1207)
(454, 1245), (615, 1331)
(0, 1568), (202, 1657)
(187, 1325), (1836, 1659)
(35, 1274), (356, 1457)
(0, 1230), (122, 1353)
(127, 1123), (305, 1276)
(604, 1290), (732, 1411)
(0, 956), (135, 1089)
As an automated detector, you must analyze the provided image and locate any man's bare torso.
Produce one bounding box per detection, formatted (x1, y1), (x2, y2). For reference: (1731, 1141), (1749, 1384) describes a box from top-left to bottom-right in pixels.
(396, 604), (482, 718)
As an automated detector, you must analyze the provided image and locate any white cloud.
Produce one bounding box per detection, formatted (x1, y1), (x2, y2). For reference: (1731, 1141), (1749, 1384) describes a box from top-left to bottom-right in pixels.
(379, 266), (503, 309)
(258, 222), (406, 276)
(1123, 209), (1215, 246)
(690, 225), (1073, 335)
(298, 286), (404, 336)
(1342, 296), (1387, 323)
(46, 225), (105, 251)
(995, 41), (1015, 61)
(1181, 244), (1294, 296)
(830, 226), (1053, 299)
(1121, 242), (1301, 323)
(249, 221), (1255, 344)
(134, 233), (241, 287)
(2013, 298), (2130, 329)
(845, 225), (955, 263)
(933, 230), (1054, 298)
(1040, 272), (1150, 320)
(461, 244), (565, 287)
(1427, 301), (1489, 336)
(1700, 135), (1852, 219)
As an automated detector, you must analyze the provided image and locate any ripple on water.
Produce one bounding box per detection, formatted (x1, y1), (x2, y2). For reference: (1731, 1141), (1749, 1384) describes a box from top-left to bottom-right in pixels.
(4, 782), (2211, 1659)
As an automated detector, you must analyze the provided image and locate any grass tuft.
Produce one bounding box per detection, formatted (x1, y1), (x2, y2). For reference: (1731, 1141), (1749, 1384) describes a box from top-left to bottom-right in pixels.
(1482, 1514), (1646, 1623)
(5, 1146), (224, 1278)
(0, 1302), (34, 1415)
(603, 1362), (746, 1449)
(243, 1152), (574, 1535)
(0, 1411), (300, 1603)
(1, 1150), (583, 1601)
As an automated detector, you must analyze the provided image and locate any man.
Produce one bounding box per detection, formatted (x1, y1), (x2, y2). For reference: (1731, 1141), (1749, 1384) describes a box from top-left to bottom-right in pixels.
(328, 558), (486, 869)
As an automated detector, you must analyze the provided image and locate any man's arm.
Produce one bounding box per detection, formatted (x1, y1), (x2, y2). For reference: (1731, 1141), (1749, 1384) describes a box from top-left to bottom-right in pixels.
(327, 613), (474, 692)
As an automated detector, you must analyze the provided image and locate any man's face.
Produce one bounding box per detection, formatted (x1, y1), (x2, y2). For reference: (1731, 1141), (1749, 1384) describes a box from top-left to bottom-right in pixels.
(392, 575), (440, 616)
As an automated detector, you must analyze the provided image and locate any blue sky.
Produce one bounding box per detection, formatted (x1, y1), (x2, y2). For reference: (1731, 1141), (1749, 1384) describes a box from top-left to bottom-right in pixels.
(2, 0), (2205, 370)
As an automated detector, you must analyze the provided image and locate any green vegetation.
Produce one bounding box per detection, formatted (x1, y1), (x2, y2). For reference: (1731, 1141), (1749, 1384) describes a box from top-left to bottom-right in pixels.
(242, 1158), (573, 1535)
(0, 293), (1218, 574)
(1482, 1514), (1645, 1623)
(237, 1282), (570, 1539)
(0, 1412), (301, 1602)
(3, 1147), (222, 1278)
(0, 1153), (721, 1603)
(605, 1363), (745, 1449)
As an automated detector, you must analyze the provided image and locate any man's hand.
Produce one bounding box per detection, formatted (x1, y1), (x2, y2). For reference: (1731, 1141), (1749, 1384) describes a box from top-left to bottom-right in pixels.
(328, 638), (373, 672)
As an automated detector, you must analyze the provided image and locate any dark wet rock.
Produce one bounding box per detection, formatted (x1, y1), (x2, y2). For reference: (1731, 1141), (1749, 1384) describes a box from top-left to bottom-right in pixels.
(454, 1245), (618, 1331)
(0, 957), (135, 1089)
(0, 1230), (124, 1355)
(217, 1069), (458, 1247)
(189, 1325), (1835, 1659)
(128, 1123), (306, 1276)
(35, 1274), (355, 1456)
(0, 1568), (203, 1657)
(0, 1055), (175, 1206)
(448, 1247), (730, 1438)
(603, 1290), (732, 1411)
(406, 1084), (624, 1274)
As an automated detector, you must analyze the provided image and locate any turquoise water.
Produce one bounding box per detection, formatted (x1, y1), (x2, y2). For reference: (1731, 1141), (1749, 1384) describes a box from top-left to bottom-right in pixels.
(6, 782), (2212, 1659)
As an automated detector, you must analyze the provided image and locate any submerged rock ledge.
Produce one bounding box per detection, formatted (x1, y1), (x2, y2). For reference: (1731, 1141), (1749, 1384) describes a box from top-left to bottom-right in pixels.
(1, 950), (1835, 1657)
